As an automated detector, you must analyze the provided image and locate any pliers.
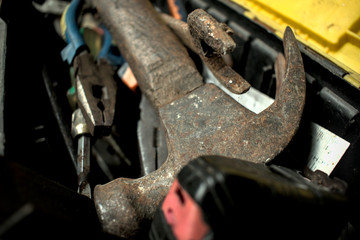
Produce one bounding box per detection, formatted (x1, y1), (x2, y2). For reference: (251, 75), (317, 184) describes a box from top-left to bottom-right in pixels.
(60, 0), (117, 198)
(61, 0), (117, 136)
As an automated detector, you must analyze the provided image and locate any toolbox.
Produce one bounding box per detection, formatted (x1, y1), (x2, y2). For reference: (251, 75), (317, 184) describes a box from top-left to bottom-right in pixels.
(0, 0), (359, 239)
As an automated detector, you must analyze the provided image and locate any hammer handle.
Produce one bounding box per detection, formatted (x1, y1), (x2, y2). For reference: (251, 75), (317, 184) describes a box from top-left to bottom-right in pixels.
(89, 0), (202, 108)
(88, 0), (202, 237)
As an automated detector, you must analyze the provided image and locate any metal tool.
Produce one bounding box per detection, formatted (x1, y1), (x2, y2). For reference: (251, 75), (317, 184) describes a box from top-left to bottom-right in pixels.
(73, 53), (117, 136)
(86, 0), (203, 111)
(161, 9), (250, 94)
(137, 95), (168, 176)
(71, 108), (91, 198)
(88, 1), (306, 237)
(61, 0), (117, 136)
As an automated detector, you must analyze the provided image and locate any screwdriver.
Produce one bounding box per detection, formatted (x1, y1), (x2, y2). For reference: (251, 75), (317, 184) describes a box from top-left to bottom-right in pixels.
(71, 108), (91, 198)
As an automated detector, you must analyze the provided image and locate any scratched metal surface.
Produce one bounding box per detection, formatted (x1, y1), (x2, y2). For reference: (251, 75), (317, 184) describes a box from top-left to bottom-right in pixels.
(88, 0), (306, 237)
(89, 0), (203, 110)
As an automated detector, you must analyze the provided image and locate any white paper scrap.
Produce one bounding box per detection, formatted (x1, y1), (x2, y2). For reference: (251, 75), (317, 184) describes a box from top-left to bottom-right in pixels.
(307, 123), (350, 175)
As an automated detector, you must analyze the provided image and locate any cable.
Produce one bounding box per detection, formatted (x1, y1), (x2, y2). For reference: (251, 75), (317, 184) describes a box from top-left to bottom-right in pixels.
(61, 0), (87, 64)
(98, 26), (112, 60)
(167, 0), (187, 22)
(97, 26), (124, 66)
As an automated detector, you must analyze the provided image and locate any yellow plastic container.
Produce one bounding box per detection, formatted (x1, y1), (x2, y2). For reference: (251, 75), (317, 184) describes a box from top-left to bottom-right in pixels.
(231, 0), (360, 88)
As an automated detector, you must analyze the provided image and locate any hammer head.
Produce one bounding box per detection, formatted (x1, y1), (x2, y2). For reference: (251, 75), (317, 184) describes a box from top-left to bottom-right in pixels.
(94, 26), (306, 238)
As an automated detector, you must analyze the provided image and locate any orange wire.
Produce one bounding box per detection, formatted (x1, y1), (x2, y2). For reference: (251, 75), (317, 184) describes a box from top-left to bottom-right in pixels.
(167, 0), (182, 20)
(122, 67), (138, 92)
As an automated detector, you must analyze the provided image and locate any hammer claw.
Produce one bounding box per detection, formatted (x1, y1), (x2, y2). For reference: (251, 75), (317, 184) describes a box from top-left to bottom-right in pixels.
(270, 26), (306, 112)
(275, 53), (286, 95)
(90, 2), (306, 237)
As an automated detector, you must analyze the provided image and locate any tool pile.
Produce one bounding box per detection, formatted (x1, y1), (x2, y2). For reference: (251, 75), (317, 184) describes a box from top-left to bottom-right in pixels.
(1, 0), (359, 239)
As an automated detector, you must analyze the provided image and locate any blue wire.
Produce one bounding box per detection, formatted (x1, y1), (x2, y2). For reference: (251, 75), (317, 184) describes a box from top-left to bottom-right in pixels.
(61, 0), (86, 64)
(98, 26), (125, 66)
(98, 26), (112, 60)
(65, 0), (85, 47)
(61, 0), (123, 66)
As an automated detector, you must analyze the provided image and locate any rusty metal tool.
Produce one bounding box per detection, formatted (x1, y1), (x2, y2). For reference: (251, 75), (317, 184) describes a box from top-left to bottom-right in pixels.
(71, 108), (91, 198)
(86, 0), (203, 110)
(88, 0), (305, 237)
(161, 9), (251, 94)
(161, 9), (250, 94)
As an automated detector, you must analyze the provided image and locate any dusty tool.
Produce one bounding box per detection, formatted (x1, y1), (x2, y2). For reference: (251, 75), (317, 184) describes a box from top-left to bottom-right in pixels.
(86, 0), (203, 110)
(161, 9), (250, 94)
(71, 108), (91, 198)
(88, 0), (305, 237)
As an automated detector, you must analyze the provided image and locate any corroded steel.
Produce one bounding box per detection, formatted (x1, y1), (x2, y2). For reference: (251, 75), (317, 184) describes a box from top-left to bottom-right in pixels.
(89, 1), (306, 238)
(88, 0), (203, 109)
(162, 10), (251, 94)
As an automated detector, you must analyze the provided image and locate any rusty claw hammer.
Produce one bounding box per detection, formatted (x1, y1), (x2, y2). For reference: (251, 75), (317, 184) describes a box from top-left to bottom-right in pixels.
(88, 0), (305, 238)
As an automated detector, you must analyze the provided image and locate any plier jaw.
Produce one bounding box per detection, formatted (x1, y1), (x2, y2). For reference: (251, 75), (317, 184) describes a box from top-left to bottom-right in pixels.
(74, 51), (117, 136)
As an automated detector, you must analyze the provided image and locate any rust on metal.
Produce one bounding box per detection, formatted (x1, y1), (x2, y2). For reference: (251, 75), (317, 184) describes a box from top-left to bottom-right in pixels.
(188, 9), (235, 56)
(162, 9), (251, 94)
(88, 0), (203, 110)
(304, 168), (348, 194)
(89, 1), (306, 238)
